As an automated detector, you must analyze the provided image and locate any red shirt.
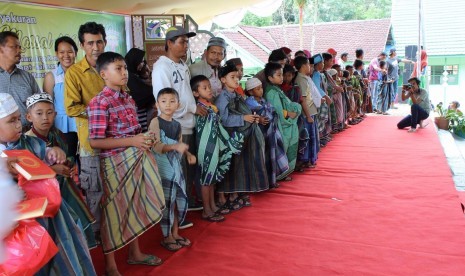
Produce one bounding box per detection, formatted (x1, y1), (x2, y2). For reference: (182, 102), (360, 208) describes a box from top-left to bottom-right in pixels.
(88, 86), (141, 158)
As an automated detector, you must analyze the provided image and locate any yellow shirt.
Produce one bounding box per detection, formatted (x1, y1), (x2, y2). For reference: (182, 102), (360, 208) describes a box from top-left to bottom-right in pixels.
(64, 57), (105, 156)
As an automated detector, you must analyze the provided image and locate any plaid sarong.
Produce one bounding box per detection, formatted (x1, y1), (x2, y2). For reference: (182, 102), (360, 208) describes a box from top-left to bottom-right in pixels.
(196, 105), (243, 186)
(101, 147), (165, 253)
(153, 131), (188, 237)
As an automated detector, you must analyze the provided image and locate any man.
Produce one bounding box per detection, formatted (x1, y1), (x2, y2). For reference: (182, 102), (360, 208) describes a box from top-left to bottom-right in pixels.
(189, 36), (227, 98)
(397, 77), (430, 133)
(64, 22), (106, 236)
(368, 52), (387, 111)
(338, 52), (348, 68)
(386, 48), (412, 109)
(152, 26), (208, 227)
(254, 48), (287, 91)
(0, 31), (40, 126)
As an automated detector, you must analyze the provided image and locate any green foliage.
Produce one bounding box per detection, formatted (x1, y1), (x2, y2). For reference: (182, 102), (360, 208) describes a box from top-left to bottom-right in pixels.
(240, 0), (392, 27)
(241, 12), (273, 27)
(446, 109), (465, 135)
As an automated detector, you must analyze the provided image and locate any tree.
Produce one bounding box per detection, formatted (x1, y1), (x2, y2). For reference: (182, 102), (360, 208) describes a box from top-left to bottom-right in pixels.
(240, 0), (392, 26)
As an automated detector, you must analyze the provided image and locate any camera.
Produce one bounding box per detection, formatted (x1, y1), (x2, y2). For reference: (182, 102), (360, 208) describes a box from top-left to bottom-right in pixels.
(403, 84), (412, 90)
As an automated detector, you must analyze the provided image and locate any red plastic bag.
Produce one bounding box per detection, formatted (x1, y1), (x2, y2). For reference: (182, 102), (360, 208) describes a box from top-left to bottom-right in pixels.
(18, 176), (61, 217)
(0, 220), (58, 276)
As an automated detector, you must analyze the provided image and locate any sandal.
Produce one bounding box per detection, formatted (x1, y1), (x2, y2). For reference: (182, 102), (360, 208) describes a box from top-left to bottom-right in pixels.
(160, 240), (182, 252)
(127, 254), (163, 266)
(215, 205), (231, 215)
(238, 194), (252, 206)
(175, 237), (192, 247)
(202, 213), (225, 222)
(223, 197), (242, 212)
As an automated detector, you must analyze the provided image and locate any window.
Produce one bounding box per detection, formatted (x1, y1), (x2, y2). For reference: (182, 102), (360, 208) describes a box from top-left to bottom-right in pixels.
(428, 65), (459, 85)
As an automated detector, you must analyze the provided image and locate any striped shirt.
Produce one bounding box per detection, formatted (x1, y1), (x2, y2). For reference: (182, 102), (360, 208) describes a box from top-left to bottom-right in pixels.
(0, 66), (41, 126)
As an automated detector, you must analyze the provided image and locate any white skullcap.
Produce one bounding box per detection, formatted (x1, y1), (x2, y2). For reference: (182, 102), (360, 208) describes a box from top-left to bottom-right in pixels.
(245, 78), (262, 91)
(0, 93), (19, 119)
(328, 69), (338, 76)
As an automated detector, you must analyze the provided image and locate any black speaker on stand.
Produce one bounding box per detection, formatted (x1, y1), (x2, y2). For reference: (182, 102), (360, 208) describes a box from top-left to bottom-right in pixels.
(402, 45), (418, 84)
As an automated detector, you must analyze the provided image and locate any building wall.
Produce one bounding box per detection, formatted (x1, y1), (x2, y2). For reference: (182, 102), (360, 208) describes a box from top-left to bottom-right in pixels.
(427, 56), (465, 106)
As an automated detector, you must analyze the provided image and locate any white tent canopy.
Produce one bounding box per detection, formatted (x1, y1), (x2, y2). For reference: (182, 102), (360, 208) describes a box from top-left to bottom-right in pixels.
(13, 0), (281, 25)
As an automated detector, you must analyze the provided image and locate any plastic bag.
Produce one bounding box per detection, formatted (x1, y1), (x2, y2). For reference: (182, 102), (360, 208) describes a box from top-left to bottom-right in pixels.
(0, 220), (58, 275)
(18, 176), (61, 218)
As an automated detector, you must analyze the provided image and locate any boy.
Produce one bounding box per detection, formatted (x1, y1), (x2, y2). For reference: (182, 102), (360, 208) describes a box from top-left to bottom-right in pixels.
(264, 62), (301, 177)
(215, 63), (268, 209)
(245, 77), (288, 187)
(88, 52), (165, 276)
(294, 56), (320, 168)
(191, 75), (244, 220)
(312, 54), (333, 147)
(148, 88), (196, 251)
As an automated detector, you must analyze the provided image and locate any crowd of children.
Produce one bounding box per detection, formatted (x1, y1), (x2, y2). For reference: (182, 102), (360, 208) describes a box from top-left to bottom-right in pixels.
(0, 24), (379, 275)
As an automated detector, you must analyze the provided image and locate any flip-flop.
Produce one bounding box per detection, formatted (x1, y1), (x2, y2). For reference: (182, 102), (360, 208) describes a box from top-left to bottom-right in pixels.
(175, 237), (192, 247)
(127, 254), (163, 266)
(160, 240), (182, 251)
(202, 213), (225, 222)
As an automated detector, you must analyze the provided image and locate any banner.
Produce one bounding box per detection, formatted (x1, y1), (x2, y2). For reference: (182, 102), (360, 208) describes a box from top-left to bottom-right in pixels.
(0, 2), (127, 88)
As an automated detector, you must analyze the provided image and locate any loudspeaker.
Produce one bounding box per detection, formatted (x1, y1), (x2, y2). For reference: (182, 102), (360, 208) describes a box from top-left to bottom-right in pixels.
(402, 45), (418, 84)
(405, 45), (418, 61)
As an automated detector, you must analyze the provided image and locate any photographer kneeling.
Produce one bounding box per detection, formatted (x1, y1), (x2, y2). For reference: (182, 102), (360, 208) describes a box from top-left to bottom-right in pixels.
(397, 77), (430, 133)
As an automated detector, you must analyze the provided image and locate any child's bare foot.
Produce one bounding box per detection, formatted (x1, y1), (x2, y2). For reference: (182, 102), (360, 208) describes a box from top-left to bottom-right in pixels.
(173, 235), (191, 247)
(161, 237), (182, 251)
(127, 253), (162, 266)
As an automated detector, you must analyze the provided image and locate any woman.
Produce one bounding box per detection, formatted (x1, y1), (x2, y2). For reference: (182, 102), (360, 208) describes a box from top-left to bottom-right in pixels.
(43, 36), (78, 158)
(125, 48), (156, 132)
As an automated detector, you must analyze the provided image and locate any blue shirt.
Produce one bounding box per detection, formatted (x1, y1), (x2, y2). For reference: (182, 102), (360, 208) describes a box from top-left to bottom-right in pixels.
(215, 89), (244, 128)
(52, 64), (77, 133)
(312, 71), (327, 97)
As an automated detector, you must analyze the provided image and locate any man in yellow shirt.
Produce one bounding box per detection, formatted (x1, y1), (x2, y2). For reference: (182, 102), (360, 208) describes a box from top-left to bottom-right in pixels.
(65, 22), (106, 237)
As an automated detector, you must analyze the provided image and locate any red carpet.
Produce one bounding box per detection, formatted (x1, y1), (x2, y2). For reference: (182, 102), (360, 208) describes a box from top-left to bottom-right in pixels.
(91, 116), (465, 275)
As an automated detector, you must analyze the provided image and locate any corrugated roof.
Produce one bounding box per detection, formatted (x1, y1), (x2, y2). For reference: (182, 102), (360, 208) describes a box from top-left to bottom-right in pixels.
(220, 18), (391, 63)
(391, 0), (465, 57)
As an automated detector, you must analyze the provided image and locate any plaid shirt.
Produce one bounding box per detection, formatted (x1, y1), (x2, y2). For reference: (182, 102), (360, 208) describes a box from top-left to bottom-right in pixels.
(88, 86), (141, 158)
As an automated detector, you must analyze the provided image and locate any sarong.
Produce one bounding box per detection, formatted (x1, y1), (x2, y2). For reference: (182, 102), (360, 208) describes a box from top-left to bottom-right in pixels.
(265, 85), (301, 176)
(298, 115), (319, 165)
(196, 108), (243, 186)
(153, 131), (188, 237)
(101, 147), (165, 253)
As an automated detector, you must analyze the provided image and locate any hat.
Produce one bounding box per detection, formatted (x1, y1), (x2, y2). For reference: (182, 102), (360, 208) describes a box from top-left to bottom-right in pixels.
(208, 37), (226, 49)
(281, 47), (292, 55)
(389, 48), (396, 54)
(245, 78), (262, 91)
(328, 69), (338, 76)
(303, 50), (311, 58)
(226, 58), (242, 67)
(26, 93), (53, 109)
(312, 54), (323, 64)
(219, 62), (238, 78)
(0, 93), (18, 119)
(327, 48), (337, 55)
(165, 26), (196, 41)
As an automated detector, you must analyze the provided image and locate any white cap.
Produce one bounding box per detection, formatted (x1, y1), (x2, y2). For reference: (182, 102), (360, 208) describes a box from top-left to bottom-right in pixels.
(0, 93), (19, 119)
(245, 77), (262, 91)
(328, 69), (338, 76)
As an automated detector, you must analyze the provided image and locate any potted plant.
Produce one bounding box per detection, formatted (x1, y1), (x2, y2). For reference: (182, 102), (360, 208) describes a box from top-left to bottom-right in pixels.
(447, 109), (465, 138)
(434, 103), (450, 130)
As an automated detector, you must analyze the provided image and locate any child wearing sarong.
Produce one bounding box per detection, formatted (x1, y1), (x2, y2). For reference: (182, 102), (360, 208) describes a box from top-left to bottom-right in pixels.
(25, 93), (97, 250)
(88, 52), (165, 276)
(0, 93), (96, 275)
(191, 75), (243, 222)
(294, 56), (320, 170)
(264, 62), (302, 179)
(245, 77), (289, 188)
(149, 88), (196, 252)
(215, 63), (268, 211)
